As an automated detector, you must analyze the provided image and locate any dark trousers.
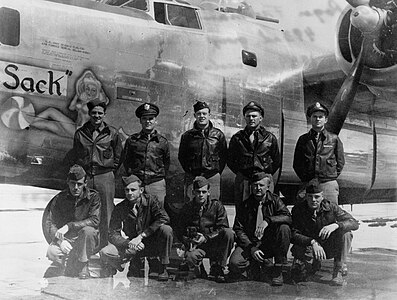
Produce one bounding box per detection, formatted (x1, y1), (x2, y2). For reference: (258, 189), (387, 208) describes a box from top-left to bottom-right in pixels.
(229, 224), (290, 274)
(88, 171), (115, 247)
(291, 229), (353, 265)
(100, 225), (173, 271)
(185, 228), (234, 268)
(46, 226), (99, 265)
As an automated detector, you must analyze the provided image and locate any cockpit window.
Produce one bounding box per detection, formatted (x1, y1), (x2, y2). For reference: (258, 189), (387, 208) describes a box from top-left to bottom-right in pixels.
(154, 3), (201, 29)
(0, 7), (20, 46)
(167, 4), (200, 28)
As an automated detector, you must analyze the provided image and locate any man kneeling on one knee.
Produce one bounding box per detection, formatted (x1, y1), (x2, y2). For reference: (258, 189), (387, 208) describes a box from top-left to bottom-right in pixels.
(100, 175), (173, 281)
(176, 176), (234, 283)
(290, 179), (359, 286)
(45, 164), (101, 279)
(229, 172), (291, 286)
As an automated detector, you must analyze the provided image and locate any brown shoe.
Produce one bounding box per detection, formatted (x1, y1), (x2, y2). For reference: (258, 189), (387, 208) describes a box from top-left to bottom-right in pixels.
(271, 266), (283, 286)
(78, 263), (90, 280)
(157, 264), (169, 281)
(311, 259), (322, 274)
(331, 267), (344, 286)
(209, 264), (225, 283)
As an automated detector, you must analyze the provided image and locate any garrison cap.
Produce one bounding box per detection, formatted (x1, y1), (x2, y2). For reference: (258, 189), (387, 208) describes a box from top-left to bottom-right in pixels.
(306, 179), (322, 194)
(135, 102), (159, 118)
(251, 172), (273, 183)
(67, 164), (86, 181)
(122, 174), (142, 187)
(306, 102), (329, 117)
(193, 176), (210, 190)
(87, 99), (107, 112)
(193, 101), (210, 113)
(243, 101), (264, 117)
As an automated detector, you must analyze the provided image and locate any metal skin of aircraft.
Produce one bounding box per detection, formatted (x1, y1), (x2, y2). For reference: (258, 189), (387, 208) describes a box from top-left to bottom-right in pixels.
(0, 0), (396, 205)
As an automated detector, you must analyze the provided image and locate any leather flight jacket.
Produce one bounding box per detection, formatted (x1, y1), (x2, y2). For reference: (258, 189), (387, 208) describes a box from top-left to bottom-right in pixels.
(122, 130), (170, 185)
(108, 193), (170, 250)
(291, 199), (359, 247)
(72, 121), (122, 176)
(233, 192), (291, 249)
(227, 126), (281, 177)
(293, 129), (344, 183)
(45, 187), (101, 242)
(178, 121), (227, 177)
(176, 198), (230, 246)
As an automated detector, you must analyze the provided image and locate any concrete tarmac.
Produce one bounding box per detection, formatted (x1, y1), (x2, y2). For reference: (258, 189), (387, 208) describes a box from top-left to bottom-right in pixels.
(1, 184), (397, 300)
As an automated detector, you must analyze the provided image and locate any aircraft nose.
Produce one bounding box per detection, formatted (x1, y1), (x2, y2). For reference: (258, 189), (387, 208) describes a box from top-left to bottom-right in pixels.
(350, 5), (380, 33)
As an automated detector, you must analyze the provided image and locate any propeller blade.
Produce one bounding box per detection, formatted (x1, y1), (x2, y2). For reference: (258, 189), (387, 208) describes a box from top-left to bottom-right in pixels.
(326, 39), (365, 134)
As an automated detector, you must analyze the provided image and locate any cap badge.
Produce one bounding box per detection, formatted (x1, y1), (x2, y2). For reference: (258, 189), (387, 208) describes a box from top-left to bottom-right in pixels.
(315, 102), (321, 108)
(144, 103), (150, 110)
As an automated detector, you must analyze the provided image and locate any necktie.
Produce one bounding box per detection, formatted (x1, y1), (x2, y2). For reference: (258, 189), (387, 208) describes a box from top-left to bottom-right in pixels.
(132, 204), (138, 217)
(255, 202), (264, 238)
(249, 130), (259, 146)
(249, 132), (255, 144)
(198, 206), (203, 218)
(311, 210), (317, 222)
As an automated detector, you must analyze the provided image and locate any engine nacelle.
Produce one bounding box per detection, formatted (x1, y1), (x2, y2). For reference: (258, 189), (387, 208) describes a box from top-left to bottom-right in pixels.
(336, 1), (397, 93)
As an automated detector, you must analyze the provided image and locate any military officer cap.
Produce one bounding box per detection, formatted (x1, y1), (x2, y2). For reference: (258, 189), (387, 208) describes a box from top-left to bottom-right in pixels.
(251, 172), (273, 183)
(306, 179), (322, 194)
(135, 102), (159, 118)
(122, 174), (142, 186)
(193, 176), (210, 190)
(87, 99), (107, 112)
(306, 102), (329, 117)
(243, 101), (264, 117)
(193, 101), (210, 113)
(67, 164), (86, 181)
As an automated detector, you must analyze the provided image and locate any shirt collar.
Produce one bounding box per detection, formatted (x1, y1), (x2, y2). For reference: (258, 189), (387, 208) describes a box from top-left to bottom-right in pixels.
(309, 128), (325, 138)
(138, 129), (159, 140)
(193, 120), (212, 132)
(87, 121), (106, 133)
(244, 125), (265, 136)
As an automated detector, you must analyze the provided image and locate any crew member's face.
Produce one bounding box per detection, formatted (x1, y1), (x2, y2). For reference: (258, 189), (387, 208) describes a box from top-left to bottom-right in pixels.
(68, 177), (87, 197)
(193, 185), (210, 205)
(310, 112), (327, 131)
(89, 106), (105, 127)
(244, 110), (263, 130)
(140, 115), (157, 132)
(194, 108), (210, 127)
(306, 192), (324, 210)
(252, 177), (271, 199)
(124, 181), (144, 203)
(85, 83), (98, 100)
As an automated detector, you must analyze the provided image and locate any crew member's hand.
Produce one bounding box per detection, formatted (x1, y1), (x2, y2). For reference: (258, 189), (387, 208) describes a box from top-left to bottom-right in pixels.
(252, 249), (265, 262)
(255, 220), (268, 240)
(55, 225), (69, 240)
(319, 223), (339, 240)
(312, 242), (327, 260)
(59, 240), (72, 254)
(193, 233), (207, 245)
(135, 242), (145, 251)
(129, 235), (143, 250)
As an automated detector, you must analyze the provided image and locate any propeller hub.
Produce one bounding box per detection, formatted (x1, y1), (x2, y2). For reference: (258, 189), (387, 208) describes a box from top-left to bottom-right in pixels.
(350, 5), (381, 33)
